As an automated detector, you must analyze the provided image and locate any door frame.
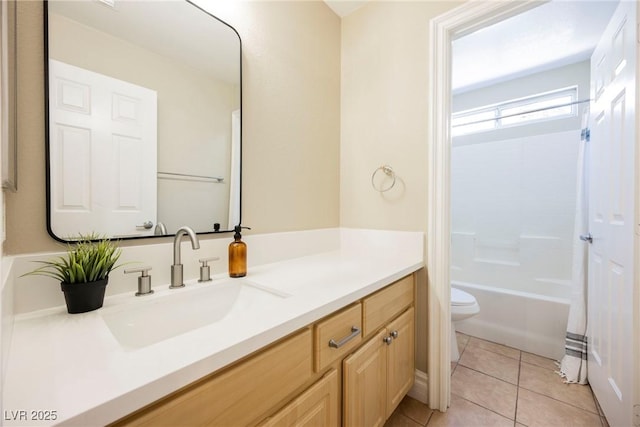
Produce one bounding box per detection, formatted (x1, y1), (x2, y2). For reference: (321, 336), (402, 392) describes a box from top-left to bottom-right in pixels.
(427, 0), (557, 411)
(636, 2), (640, 417)
(428, 0), (640, 414)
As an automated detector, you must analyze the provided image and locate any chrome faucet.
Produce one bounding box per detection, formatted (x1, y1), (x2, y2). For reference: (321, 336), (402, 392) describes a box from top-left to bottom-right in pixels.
(154, 222), (167, 235)
(170, 226), (200, 289)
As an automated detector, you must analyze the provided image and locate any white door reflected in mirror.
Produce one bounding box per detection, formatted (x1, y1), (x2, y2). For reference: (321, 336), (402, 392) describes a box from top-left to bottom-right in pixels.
(49, 59), (158, 239)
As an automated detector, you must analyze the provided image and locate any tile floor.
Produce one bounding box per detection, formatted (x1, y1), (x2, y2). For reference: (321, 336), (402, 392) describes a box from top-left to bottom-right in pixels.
(386, 333), (609, 427)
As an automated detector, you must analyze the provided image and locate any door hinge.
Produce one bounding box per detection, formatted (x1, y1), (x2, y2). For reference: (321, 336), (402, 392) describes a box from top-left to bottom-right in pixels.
(634, 404), (640, 427)
(581, 128), (590, 142)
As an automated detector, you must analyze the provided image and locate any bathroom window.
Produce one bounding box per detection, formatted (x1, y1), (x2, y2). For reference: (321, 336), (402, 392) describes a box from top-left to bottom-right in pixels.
(452, 87), (578, 136)
(451, 110), (497, 134)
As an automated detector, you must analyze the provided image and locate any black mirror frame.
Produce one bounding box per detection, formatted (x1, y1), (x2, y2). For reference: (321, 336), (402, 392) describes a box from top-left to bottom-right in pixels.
(43, 0), (243, 243)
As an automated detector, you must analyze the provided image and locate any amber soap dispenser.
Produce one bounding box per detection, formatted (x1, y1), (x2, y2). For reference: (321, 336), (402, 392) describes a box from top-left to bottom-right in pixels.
(228, 226), (247, 277)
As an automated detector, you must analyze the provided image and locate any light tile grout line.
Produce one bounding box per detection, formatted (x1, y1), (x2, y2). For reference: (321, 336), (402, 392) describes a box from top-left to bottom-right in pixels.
(591, 391), (609, 427)
(455, 350), (522, 422)
(420, 390), (515, 427)
(514, 349), (522, 427)
(456, 338), (520, 386)
(588, 384), (608, 427)
(423, 409), (433, 426)
(451, 344), (520, 423)
(450, 391), (516, 424)
(456, 363), (518, 387)
(466, 336), (521, 361)
(461, 336), (603, 422)
(514, 386), (604, 421)
(515, 368), (602, 416)
(449, 334), (609, 427)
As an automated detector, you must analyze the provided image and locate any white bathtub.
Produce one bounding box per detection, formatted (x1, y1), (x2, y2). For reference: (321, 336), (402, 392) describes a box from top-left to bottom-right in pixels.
(452, 280), (570, 360)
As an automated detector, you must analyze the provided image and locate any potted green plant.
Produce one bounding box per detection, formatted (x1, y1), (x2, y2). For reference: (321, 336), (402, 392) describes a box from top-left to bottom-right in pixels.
(22, 235), (124, 314)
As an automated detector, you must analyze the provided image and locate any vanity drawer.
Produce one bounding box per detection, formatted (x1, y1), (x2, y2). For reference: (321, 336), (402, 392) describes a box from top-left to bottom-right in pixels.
(362, 275), (414, 336)
(314, 303), (362, 371)
(112, 328), (313, 427)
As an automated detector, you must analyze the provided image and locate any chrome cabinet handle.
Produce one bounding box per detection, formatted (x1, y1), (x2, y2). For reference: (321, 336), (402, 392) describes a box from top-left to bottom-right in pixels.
(383, 336), (393, 345)
(390, 330), (399, 339)
(328, 326), (361, 349)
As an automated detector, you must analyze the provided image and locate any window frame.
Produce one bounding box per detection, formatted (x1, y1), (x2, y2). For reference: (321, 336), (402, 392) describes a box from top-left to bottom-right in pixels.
(452, 86), (579, 136)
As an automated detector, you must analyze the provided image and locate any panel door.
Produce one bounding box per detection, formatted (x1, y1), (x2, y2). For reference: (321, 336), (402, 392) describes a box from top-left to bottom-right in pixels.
(386, 308), (415, 417)
(49, 59), (157, 238)
(259, 369), (339, 427)
(343, 329), (387, 427)
(587, 2), (636, 426)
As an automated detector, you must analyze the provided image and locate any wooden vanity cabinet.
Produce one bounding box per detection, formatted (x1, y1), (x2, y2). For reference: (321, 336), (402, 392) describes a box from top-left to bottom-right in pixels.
(111, 274), (415, 427)
(343, 308), (415, 427)
(343, 274), (415, 427)
(111, 329), (314, 427)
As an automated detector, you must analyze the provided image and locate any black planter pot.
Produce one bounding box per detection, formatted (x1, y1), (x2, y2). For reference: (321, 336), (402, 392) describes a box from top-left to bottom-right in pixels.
(60, 277), (108, 314)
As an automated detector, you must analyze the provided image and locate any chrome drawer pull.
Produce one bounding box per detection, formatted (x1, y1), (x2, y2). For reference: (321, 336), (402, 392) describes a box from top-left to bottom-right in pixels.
(328, 326), (361, 349)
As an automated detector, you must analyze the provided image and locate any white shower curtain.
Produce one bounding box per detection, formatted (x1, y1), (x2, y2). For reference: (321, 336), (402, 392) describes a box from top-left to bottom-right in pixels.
(557, 108), (589, 384)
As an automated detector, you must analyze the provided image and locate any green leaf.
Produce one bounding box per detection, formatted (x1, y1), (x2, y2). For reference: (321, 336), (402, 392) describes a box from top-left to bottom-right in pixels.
(20, 233), (125, 284)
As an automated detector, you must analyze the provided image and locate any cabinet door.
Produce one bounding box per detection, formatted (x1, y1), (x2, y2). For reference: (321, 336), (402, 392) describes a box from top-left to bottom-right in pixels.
(259, 369), (339, 427)
(386, 308), (415, 416)
(343, 329), (387, 427)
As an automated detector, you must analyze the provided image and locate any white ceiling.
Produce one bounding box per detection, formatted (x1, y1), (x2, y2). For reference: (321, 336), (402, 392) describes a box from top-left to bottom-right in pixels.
(452, 0), (618, 92)
(53, 0), (620, 93)
(49, 0), (240, 84)
(324, 0), (368, 17)
(325, 0), (619, 94)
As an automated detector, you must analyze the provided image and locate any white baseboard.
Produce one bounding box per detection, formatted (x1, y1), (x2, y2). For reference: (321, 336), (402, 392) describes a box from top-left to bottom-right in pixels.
(407, 369), (428, 404)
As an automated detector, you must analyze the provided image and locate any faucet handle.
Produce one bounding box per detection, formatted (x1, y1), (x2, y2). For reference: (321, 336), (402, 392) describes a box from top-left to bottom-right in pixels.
(198, 257), (220, 282)
(125, 266), (154, 296)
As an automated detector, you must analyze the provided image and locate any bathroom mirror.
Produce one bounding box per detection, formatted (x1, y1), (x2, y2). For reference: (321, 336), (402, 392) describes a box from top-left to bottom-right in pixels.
(44, 0), (241, 242)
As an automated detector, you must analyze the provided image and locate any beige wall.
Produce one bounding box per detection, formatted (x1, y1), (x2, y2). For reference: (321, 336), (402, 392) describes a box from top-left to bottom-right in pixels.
(341, 1), (459, 232)
(10, 0), (455, 378)
(200, 0), (342, 236)
(340, 0), (461, 373)
(6, 0), (340, 254)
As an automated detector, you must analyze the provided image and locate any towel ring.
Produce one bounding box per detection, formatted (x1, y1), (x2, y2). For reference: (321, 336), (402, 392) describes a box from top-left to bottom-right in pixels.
(371, 165), (396, 193)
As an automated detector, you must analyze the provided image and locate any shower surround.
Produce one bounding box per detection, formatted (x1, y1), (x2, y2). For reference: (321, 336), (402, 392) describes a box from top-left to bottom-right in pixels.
(451, 130), (580, 359)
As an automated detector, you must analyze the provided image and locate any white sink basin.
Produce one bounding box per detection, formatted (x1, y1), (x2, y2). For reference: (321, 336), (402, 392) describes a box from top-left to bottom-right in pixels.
(102, 279), (290, 349)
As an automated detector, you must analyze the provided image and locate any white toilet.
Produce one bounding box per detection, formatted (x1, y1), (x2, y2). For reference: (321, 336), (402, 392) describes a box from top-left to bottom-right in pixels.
(451, 287), (480, 361)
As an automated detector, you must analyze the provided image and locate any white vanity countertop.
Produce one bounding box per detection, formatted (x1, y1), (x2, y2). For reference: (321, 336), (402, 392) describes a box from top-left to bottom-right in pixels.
(3, 231), (424, 426)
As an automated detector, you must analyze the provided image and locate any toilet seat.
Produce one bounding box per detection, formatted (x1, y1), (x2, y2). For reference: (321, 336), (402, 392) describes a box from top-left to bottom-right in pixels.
(451, 287), (476, 306)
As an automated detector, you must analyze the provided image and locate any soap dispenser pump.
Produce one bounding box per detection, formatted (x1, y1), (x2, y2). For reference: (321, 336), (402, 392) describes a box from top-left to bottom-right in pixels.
(229, 225), (248, 278)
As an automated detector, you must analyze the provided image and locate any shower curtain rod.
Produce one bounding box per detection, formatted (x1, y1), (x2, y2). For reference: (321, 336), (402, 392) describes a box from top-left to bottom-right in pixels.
(453, 98), (591, 128)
